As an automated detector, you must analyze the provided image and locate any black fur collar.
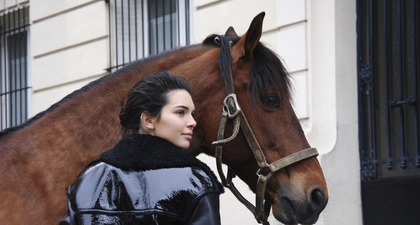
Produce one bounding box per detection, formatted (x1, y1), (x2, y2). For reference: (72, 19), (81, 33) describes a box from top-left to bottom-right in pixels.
(100, 134), (209, 171)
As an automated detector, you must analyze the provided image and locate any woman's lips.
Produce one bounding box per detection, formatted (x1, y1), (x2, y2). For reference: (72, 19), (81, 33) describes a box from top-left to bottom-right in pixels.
(182, 133), (193, 140)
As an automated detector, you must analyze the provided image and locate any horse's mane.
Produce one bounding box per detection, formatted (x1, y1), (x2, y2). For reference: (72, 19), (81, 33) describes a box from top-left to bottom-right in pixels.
(249, 42), (292, 101)
(205, 33), (292, 105)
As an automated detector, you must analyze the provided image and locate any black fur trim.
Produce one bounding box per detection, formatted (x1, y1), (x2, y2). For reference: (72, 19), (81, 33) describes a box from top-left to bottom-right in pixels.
(100, 134), (208, 170)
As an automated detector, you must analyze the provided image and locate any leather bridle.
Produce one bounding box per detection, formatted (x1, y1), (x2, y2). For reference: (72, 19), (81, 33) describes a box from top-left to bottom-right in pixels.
(211, 36), (319, 225)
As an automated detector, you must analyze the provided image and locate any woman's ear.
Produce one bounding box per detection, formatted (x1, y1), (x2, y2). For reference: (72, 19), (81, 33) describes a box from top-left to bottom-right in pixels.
(140, 112), (155, 131)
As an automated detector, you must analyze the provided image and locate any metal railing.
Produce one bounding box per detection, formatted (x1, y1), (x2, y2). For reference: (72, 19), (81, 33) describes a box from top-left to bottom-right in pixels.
(105, 0), (190, 72)
(0, 6), (30, 130)
(357, 0), (419, 181)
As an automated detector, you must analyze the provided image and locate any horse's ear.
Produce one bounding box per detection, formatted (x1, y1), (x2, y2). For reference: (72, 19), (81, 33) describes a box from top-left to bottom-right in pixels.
(225, 26), (238, 40)
(243, 12), (265, 59)
(231, 12), (265, 61)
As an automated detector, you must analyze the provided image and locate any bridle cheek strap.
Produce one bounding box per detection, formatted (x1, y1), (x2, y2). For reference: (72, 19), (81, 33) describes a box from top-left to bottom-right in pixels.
(212, 94), (319, 225)
(212, 35), (319, 225)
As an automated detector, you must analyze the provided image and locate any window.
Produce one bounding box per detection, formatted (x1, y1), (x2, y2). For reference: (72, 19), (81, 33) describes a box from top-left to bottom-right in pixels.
(0, 6), (30, 130)
(106, 0), (190, 72)
(357, 0), (420, 181)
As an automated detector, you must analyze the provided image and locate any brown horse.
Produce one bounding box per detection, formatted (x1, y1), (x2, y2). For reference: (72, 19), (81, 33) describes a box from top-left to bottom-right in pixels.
(0, 12), (327, 224)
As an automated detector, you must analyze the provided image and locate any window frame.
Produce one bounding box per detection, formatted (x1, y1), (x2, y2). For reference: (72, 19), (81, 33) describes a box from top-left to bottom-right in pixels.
(0, 6), (31, 130)
(106, 0), (191, 72)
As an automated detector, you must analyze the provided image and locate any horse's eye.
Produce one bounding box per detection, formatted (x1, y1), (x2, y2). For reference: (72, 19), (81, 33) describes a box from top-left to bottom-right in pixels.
(263, 93), (280, 108)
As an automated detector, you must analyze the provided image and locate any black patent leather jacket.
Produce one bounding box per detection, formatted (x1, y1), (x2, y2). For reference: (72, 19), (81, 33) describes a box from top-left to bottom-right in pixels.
(60, 134), (224, 225)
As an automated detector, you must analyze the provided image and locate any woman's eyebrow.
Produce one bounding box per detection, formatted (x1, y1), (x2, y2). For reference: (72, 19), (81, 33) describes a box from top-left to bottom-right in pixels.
(174, 105), (189, 110)
(174, 105), (195, 111)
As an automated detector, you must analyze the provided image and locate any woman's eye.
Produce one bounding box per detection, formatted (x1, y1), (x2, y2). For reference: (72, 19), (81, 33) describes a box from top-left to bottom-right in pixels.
(177, 111), (185, 116)
(263, 93), (280, 108)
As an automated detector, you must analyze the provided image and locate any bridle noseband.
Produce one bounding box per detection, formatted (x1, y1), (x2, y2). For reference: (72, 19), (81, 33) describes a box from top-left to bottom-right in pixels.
(212, 36), (319, 225)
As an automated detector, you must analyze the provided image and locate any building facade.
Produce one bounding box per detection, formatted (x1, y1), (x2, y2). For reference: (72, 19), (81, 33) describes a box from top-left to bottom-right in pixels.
(1, 0), (418, 224)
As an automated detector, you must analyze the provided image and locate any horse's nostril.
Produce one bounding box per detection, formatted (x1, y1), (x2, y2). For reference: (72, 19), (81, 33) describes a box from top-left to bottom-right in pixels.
(310, 189), (326, 212)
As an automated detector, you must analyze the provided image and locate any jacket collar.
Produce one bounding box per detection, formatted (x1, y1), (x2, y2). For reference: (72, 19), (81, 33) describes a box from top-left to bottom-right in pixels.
(100, 134), (206, 171)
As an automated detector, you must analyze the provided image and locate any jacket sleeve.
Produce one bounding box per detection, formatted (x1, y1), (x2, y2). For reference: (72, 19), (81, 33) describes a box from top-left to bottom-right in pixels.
(186, 193), (221, 225)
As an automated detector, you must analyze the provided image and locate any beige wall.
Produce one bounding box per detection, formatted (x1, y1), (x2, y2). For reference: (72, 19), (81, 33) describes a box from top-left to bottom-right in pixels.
(0, 0), (27, 9)
(30, 0), (108, 114)
(308, 0), (362, 224)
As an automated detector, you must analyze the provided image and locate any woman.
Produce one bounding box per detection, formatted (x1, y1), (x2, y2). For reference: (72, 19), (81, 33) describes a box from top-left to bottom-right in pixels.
(60, 71), (224, 225)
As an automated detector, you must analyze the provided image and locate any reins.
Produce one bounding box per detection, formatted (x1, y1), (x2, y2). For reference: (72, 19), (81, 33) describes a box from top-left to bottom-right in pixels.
(212, 36), (319, 225)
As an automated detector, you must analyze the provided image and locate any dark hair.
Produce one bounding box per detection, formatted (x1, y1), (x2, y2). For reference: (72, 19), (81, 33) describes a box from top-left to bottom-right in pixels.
(119, 71), (191, 134)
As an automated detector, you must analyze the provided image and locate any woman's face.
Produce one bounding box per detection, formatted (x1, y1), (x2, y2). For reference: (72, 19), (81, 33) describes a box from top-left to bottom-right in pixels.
(152, 89), (196, 149)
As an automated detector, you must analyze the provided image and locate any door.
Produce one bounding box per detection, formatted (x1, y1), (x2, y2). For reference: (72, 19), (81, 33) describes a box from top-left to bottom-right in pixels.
(357, 0), (420, 224)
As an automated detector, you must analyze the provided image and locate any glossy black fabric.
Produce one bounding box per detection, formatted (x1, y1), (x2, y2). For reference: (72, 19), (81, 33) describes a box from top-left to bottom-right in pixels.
(60, 134), (223, 225)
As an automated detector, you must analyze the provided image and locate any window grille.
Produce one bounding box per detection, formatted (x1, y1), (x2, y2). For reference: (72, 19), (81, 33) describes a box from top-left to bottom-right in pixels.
(106, 0), (190, 72)
(0, 6), (30, 130)
(357, 0), (420, 181)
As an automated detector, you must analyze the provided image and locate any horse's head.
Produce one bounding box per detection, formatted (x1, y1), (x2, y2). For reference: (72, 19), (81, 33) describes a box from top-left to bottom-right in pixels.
(179, 12), (328, 224)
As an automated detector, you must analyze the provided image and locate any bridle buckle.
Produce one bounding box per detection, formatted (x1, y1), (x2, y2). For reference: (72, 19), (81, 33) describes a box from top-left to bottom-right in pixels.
(223, 94), (241, 118)
(256, 166), (271, 177)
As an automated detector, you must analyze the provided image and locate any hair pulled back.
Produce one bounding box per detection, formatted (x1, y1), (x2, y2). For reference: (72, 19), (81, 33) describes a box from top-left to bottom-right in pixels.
(119, 71), (191, 134)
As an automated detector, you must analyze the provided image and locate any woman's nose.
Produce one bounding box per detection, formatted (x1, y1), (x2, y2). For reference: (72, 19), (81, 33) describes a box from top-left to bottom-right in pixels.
(188, 116), (197, 128)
